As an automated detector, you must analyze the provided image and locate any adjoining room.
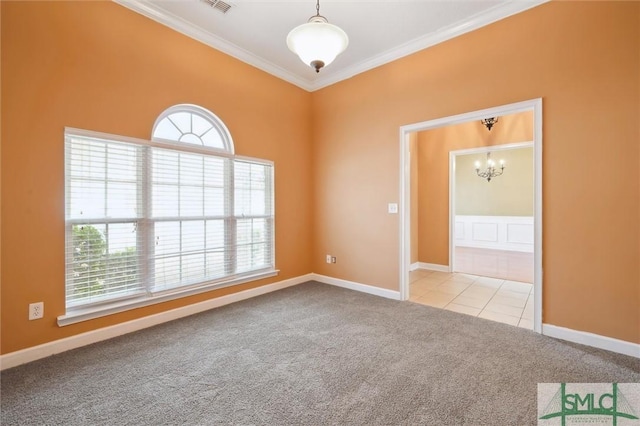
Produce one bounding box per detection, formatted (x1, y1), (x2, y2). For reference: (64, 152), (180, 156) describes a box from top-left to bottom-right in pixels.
(408, 111), (537, 329)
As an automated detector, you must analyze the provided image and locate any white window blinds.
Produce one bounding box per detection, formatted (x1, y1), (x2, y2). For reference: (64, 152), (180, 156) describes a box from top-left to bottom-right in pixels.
(65, 130), (274, 310)
(150, 148), (231, 292)
(65, 136), (146, 307)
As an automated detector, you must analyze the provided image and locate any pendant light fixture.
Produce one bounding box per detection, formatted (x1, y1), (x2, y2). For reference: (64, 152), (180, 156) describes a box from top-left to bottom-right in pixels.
(286, 0), (349, 73)
(480, 117), (499, 131)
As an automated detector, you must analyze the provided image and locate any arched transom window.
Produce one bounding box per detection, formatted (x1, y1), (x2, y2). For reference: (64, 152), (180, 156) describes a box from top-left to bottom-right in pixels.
(152, 104), (234, 153)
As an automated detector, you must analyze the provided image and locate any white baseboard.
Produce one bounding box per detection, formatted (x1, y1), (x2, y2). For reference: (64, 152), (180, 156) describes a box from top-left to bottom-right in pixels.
(415, 262), (450, 273)
(409, 262), (420, 272)
(311, 273), (401, 301)
(543, 324), (640, 359)
(0, 274), (313, 371)
(4, 275), (636, 370)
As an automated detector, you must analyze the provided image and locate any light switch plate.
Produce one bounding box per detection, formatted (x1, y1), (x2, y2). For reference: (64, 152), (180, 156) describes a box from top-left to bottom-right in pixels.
(388, 203), (398, 214)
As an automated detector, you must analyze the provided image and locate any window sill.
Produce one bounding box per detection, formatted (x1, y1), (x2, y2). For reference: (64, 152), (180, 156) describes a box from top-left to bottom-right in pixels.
(57, 269), (279, 327)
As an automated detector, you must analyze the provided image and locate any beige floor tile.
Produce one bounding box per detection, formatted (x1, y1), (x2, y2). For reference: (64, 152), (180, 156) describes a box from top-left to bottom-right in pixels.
(502, 280), (533, 294)
(410, 287), (429, 298)
(495, 289), (529, 300)
(483, 300), (524, 317)
(478, 310), (520, 326)
(416, 290), (457, 308)
(489, 295), (527, 309)
(436, 280), (471, 296)
(518, 318), (534, 330)
(451, 295), (490, 309)
(409, 269), (431, 282)
(449, 273), (478, 284)
(428, 271), (455, 281)
(419, 275), (450, 286)
(474, 276), (505, 288)
(456, 293), (494, 307)
(521, 298), (534, 320)
(413, 276), (440, 286)
(410, 290), (429, 299)
(454, 247), (533, 283)
(444, 303), (482, 316)
(409, 293), (423, 302)
(411, 279), (440, 295)
(525, 293), (534, 306)
(461, 285), (498, 298)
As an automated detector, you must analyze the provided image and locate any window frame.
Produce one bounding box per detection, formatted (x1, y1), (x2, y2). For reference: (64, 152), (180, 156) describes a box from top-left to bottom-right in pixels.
(60, 125), (277, 326)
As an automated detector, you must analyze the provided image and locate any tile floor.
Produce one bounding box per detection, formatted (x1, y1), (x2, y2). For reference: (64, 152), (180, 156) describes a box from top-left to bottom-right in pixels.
(410, 269), (534, 330)
(455, 246), (534, 284)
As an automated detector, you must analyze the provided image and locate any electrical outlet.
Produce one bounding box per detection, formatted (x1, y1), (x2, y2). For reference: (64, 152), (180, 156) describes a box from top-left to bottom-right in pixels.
(331, 256), (336, 264)
(326, 254), (332, 264)
(29, 302), (44, 320)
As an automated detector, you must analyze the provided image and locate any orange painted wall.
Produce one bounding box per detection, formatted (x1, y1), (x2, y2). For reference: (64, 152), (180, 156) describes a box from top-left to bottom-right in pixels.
(1, 2), (312, 354)
(416, 112), (533, 266)
(312, 1), (639, 343)
(2, 0), (639, 355)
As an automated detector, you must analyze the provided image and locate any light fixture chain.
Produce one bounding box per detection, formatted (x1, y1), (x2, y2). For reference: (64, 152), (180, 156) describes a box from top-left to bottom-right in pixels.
(316, 0), (320, 17)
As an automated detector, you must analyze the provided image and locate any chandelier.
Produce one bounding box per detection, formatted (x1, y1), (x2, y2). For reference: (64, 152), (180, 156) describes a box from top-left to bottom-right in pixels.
(475, 152), (505, 182)
(286, 0), (349, 73)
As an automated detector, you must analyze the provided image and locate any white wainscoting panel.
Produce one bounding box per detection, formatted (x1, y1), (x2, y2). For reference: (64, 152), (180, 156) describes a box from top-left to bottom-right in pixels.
(507, 223), (534, 245)
(472, 223), (498, 242)
(455, 215), (534, 253)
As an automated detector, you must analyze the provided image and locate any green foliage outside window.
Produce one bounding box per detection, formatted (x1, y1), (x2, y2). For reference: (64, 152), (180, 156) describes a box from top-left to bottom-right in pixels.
(70, 225), (138, 301)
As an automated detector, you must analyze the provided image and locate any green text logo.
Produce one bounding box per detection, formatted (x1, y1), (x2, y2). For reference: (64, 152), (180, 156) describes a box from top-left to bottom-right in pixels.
(538, 383), (639, 426)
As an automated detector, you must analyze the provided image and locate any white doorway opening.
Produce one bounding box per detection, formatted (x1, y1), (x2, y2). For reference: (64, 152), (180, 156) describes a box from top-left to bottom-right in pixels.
(399, 99), (543, 333)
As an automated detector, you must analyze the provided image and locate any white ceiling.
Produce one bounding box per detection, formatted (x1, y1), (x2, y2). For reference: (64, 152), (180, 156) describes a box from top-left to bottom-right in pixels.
(115, 0), (546, 91)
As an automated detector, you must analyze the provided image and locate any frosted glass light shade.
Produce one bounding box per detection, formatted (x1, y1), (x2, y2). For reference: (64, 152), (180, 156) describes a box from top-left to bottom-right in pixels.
(287, 17), (348, 72)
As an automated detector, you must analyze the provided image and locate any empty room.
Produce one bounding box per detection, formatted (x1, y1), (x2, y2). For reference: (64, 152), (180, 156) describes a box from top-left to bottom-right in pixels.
(1, 1), (639, 425)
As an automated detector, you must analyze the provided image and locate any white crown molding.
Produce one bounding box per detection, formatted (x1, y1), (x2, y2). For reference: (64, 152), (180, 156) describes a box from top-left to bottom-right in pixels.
(113, 0), (315, 91)
(114, 0), (548, 93)
(309, 0), (549, 91)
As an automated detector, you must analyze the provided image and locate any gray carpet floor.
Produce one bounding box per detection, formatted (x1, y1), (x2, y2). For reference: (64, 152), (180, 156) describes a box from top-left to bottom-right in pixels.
(1, 281), (639, 425)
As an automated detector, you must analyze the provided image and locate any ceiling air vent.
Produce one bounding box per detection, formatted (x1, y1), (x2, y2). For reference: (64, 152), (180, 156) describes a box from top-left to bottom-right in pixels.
(201, 0), (232, 14)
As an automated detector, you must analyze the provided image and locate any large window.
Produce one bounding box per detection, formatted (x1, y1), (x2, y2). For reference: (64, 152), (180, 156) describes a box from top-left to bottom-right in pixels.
(65, 105), (274, 313)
